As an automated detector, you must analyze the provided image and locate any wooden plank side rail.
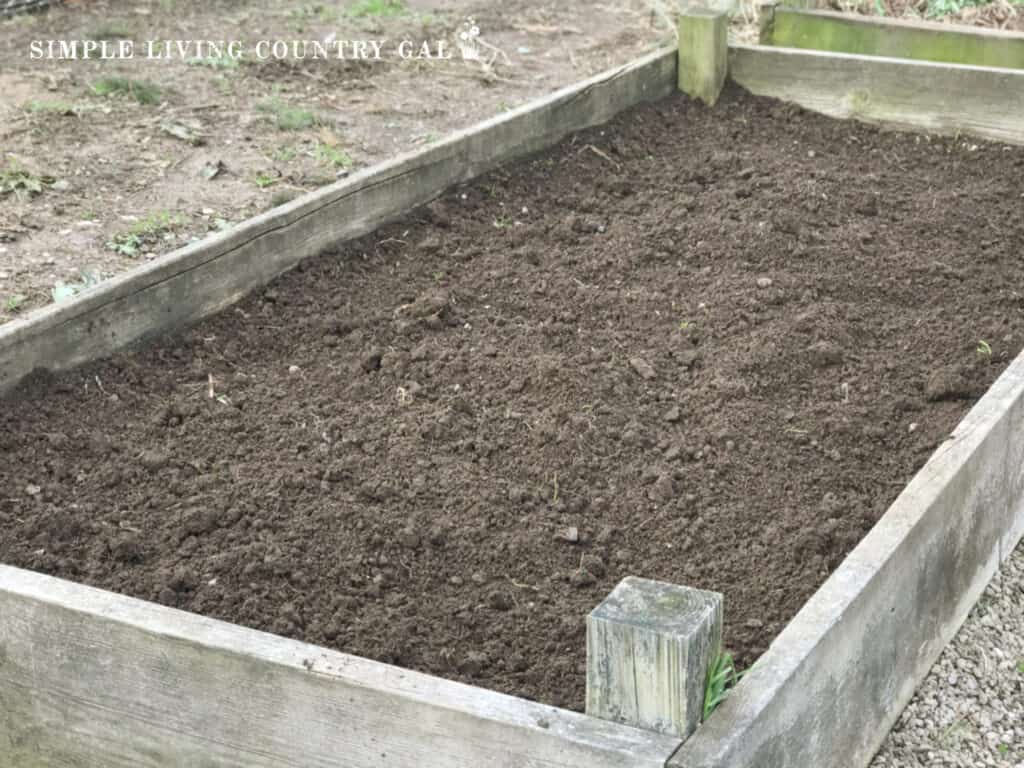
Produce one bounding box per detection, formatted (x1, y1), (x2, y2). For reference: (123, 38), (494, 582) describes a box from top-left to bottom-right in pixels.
(764, 7), (1024, 70)
(730, 44), (1024, 146)
(0, 46), (678, 397)
(0, 566), (681, 767)
(670, 348), (1024, 767)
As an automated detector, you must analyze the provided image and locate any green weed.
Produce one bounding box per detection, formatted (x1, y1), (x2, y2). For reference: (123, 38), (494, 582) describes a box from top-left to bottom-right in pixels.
(187, 53), (240, 70)
(4, 294), (28, 313)
(107, 212), (183, 256)
(24, 99), (79, 115)
(703, 649), (746, 722)
(348, 0), (406, 18)
(0, 161), (47, 200)
(315, 143), (353, 169)
(90, 77), (162, 105)
(258, 97), (319, 131)
(51, 270), (102, 303)
(977, 339), (993, 357)
(86, 23), (132, 40)
(254, 172), (279, 188)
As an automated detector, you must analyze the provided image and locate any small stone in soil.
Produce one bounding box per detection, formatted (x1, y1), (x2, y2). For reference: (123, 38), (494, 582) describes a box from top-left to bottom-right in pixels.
(629, 357), (656, 380)
(663, 406), (681, 423)
(556, 526), (580, 543)
(756, 277), (773, 288)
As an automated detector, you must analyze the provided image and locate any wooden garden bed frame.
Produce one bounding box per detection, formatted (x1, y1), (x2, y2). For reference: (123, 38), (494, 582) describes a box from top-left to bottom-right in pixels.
(3, 35), (1024, 768)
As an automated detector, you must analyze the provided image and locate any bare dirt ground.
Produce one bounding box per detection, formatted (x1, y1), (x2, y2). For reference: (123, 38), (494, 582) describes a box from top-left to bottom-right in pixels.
(0, 0), (673, 319)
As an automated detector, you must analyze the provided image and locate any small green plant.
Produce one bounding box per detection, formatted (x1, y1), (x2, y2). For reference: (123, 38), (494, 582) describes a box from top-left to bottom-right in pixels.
(86, 23), (132, 40)
(254, 172), (279, 189)
(678, 319), (694, 332)
(4, 294), (28, 313)
(1017, 658), (1024, 675)
(998, 743), (1010, 756)
(187, 53), (240, 69)
(272, 145), (299, 162)
(24, 99), (78, 115)
(107, 212), (183, 256)
(0, 161), (46, 200)
(493, 214), (512, 229)
(51, 270), (102, 303)
(268, 190), (299, 209)
(977, 339), (993, 357)
(315, 143), (353, 169)
(703, 649), (745, 721)
(348, 0), (406, 18)
(90, 77), (162, 105)
(258, 97), (319, 131)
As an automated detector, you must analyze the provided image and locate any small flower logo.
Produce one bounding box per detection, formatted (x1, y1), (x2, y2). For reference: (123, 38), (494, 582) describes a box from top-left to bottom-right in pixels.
(457, 17), (482, 61)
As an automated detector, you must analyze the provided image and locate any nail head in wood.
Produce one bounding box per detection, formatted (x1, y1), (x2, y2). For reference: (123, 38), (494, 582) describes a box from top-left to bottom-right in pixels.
(678, 9), (730, 107)
(586, 576), (723, 740)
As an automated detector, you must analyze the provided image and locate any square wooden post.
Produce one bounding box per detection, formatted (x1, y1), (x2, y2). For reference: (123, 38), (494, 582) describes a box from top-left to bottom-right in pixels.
(586, 576), (723, 740)
(678, 9), (729, 107)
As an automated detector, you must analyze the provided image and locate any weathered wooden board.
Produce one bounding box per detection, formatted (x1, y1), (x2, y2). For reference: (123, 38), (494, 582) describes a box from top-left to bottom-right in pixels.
(0, 566), (681, 767)
(765, 7), (1024, 70)
(0, 46), (677, 397)
(670, 349), (1024, 767)
(730, 44), (1024, 146)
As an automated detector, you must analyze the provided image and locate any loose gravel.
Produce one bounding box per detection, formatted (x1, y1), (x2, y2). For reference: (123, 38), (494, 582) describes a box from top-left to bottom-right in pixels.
(871, 542), (1024, 768)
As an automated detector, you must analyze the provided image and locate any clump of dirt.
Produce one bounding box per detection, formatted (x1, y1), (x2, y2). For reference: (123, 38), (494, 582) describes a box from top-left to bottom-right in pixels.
(3, 86), (1024, 711)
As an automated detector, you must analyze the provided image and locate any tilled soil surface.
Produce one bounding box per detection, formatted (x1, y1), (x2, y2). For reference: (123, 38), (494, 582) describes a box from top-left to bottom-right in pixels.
(3, 86), (1024, 710)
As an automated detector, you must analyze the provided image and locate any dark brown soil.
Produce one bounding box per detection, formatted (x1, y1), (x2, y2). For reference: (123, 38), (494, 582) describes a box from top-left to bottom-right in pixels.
(3, 85), (1024, 711)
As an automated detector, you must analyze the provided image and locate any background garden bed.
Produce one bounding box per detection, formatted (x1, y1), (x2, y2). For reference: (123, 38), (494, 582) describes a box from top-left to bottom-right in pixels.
(3, 84), (1023, 711)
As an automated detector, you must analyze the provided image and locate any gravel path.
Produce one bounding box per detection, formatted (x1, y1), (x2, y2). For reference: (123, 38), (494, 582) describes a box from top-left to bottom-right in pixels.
(871, 542), (1024, 768)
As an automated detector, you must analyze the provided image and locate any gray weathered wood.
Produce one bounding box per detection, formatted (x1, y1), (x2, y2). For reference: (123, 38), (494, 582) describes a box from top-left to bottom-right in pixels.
(670, 349), (1024, 767)
(766, 8), (1024, 70)
(0, 566), (681, 767)
(678, 9), (729, 106)
(587, 577), (722, 740)
(730, 44), (1024, 146)
(0, 46), (677, 397)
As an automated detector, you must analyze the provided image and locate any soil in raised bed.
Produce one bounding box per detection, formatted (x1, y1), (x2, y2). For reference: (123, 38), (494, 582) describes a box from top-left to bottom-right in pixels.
(3, 85), (1024, 711)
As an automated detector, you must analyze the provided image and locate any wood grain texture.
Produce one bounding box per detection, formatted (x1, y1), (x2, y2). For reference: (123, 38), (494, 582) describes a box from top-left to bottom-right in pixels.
(678, 10), (729, 106)
(768, 8), (1024, 70)
(730, 45), (1024, 146)
(0, 566), (681, 767)
(0, 46), (677, 397)
(670, 349), (1024, 767)
(586, 578), (722, 740)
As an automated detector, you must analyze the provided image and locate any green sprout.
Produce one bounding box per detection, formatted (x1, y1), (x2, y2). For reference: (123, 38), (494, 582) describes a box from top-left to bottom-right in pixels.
(977, 340), (993, 358)
(703, 649), (746, 721)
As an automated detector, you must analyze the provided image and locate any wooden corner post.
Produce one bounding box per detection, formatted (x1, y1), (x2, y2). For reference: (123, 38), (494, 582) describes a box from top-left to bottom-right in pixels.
(586, 576), (723, 740)
(678, 8), (729, 107)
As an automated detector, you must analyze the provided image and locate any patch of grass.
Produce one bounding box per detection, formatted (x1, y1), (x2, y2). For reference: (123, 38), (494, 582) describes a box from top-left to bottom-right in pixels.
(24, 99), (79, 115)
(187, 53), (240, 70)
(315, 143), (353, 169)
(347, 0), (407, 18)
(107, 212), (183, 257)
(703, 649), (746, 722)
(0, 160), (47, 201)
(86, 23), (132, 40)
(90, 77), (162, 105)
(4, 294), (28, 313)
(51, 270), (102, 304)
(257, 97), (319, 131)
(268, 190), (300, 209)
(254, 172), (279, 189)
(271, 145), (299, 162)
(1017, 658), (1024, 675)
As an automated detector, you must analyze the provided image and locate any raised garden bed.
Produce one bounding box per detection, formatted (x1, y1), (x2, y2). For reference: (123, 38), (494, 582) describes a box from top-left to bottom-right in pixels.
(3, 39), (1024, 768)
